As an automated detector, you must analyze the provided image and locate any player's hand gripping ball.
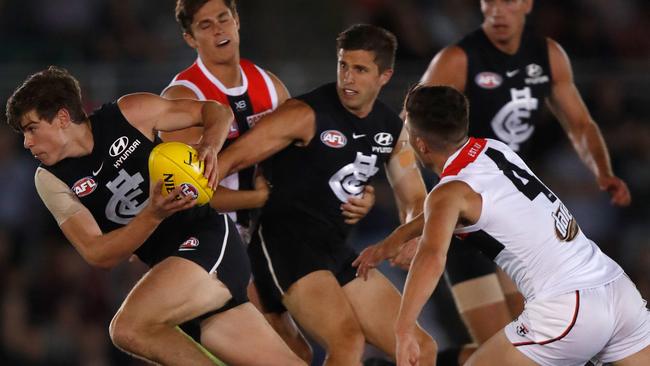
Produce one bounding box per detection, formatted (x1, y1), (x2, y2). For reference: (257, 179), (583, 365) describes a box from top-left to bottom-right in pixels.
(148, 142), (214, 205)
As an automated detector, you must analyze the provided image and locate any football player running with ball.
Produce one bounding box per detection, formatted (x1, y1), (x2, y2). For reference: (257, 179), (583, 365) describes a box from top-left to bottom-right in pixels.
(5, 66), (305, 366)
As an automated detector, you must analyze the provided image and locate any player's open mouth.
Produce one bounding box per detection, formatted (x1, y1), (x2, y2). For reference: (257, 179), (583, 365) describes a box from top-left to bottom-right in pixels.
(343, 88), (358, 96)
(216, 39), (230, 47)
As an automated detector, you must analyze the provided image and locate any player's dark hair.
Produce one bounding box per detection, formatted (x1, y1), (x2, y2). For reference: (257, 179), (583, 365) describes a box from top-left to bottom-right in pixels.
(404, 84), (469, 147)
(176, 0), (238, 35)
(6, 66), (87, 132)
(336, 24), (397, 72)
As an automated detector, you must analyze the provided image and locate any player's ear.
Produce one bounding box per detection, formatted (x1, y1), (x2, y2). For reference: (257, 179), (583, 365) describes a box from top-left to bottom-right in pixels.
(379, 67), (394, 87)
(415, 136), (428, 155)
(55, 108), (72, 128)
(524, 0), (534, 15)
(183, 31), (198, 49)
(233, 11), (240, 30)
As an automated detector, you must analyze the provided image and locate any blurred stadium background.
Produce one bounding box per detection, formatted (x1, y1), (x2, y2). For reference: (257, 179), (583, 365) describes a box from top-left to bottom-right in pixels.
(0, 0), (648, 364)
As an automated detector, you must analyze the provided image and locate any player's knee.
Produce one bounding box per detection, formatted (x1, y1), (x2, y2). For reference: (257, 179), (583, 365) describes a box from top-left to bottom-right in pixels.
(327, 321), (364, 356)
(418, 336), (438, 365)
(109, 309), (159, 353)
(109, 311), (141, 352)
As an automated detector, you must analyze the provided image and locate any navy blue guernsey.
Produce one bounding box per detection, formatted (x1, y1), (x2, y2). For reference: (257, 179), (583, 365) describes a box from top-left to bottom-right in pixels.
(44, 102), (216, 266)
(458, 26), (552, 156)
(262, 82), (402, 237)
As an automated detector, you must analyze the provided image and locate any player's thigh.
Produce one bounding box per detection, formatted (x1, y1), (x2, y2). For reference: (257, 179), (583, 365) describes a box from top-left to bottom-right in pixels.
(451, 273), (512, 344)
(465, 329), (538, 366)
(342, 268), (432, 356)
(613, 344), (650, 366)
(598, 275), (650, 365)
(199, 302), (304, 366)
(117, 256), (233, 325)
(282, 269), (362, 348)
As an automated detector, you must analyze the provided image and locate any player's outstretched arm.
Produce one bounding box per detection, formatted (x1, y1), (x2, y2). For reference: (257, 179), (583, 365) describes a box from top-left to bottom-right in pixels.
(395, 180), (479, 365)
(353, 213), (424, 280)
(387, 127), (427, 223)
(210, 173), (270, 212)
(118, 93), (234, 189)
(545, 38), (630, 206)
(216, 98), (316, 181)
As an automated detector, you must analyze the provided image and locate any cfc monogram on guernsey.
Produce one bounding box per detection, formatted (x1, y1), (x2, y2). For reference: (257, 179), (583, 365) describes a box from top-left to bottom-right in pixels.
(263, 82), (402, 234)
(329, 152), (379, 202)
(42, 102), (215, 266)
(459, 26), (551, 157)
(163, 56), (279, 230)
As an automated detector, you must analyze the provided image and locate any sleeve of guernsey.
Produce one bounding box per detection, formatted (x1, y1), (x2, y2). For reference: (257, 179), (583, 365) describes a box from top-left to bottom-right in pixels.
(34, 167), (84, 225)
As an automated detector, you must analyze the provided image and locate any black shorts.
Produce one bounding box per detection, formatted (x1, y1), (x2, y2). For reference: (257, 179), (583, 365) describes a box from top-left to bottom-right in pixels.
(160, 213), (251, 339)
(247, 218), (357, 314)
(444, 235), (497, 287)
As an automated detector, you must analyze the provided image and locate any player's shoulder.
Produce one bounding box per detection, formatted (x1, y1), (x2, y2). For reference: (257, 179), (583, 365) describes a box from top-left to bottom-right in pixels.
(434, 45), (467, 65)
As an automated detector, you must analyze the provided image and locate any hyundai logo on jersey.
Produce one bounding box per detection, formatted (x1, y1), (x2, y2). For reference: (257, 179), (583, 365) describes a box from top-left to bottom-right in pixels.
(374, 132), (393, 146)
(320, 130), (347, 148)
(109, 136), (129, 157)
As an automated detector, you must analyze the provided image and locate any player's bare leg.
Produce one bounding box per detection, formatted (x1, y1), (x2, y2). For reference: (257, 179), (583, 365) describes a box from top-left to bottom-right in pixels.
(283, 270), (365, 366)
(613, 344), (650, 366)
(343, 268), (437, 365)
(199, 302), (306, 366)
(109, 256), (233, 365)
(451, 273), (513, 344)
(464, 329), (537, 366)
(247, 281), (313, 363)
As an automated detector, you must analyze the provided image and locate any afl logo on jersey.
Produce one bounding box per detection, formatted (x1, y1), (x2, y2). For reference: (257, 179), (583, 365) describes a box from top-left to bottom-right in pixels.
(72, 176), (98, 197)
(374, 132), (393, 146)
(320, 130), (347, 148)
(475, 72), (502, 89)
(179, 237), (200, 251)
(109, 136), (129, 157)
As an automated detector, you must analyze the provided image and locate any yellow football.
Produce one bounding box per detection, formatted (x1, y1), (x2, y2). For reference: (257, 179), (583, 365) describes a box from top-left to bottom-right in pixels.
(148, 142), (214, 206)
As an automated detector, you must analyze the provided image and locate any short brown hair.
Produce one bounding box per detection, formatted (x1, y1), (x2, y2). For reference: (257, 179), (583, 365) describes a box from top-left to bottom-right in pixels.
(404, 84), (469, 147)
(175, 0), (237, 35)
(6, 66), (87, 132)
(336, 24), (398, 73)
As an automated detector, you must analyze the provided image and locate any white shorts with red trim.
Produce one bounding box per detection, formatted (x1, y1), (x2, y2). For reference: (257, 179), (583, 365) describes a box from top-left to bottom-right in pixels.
(505, 274), (650, 366)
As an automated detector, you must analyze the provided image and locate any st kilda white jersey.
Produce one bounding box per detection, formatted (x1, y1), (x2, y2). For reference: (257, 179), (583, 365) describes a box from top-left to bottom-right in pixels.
(438, 138), (623, 301)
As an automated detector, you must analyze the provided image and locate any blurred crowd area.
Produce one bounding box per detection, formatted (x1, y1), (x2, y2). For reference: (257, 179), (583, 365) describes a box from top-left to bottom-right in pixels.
(1, 0), (649, 365)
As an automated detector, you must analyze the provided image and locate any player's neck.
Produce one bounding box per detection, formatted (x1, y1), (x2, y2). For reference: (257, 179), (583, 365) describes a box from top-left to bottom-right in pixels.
(483, 26), (523, 55)
(67, 121), (94, 158)
(435, 137), (470, 175)
(202, 55), (243, 89)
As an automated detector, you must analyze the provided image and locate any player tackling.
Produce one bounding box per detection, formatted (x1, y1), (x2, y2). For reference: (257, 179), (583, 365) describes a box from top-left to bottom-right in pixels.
(394, 85), (650, 366)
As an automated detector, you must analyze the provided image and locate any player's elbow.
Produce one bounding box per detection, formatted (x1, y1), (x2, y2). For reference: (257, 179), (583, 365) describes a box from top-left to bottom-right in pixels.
(81, 249), (120, 269)
(205, 101), (233, 125)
